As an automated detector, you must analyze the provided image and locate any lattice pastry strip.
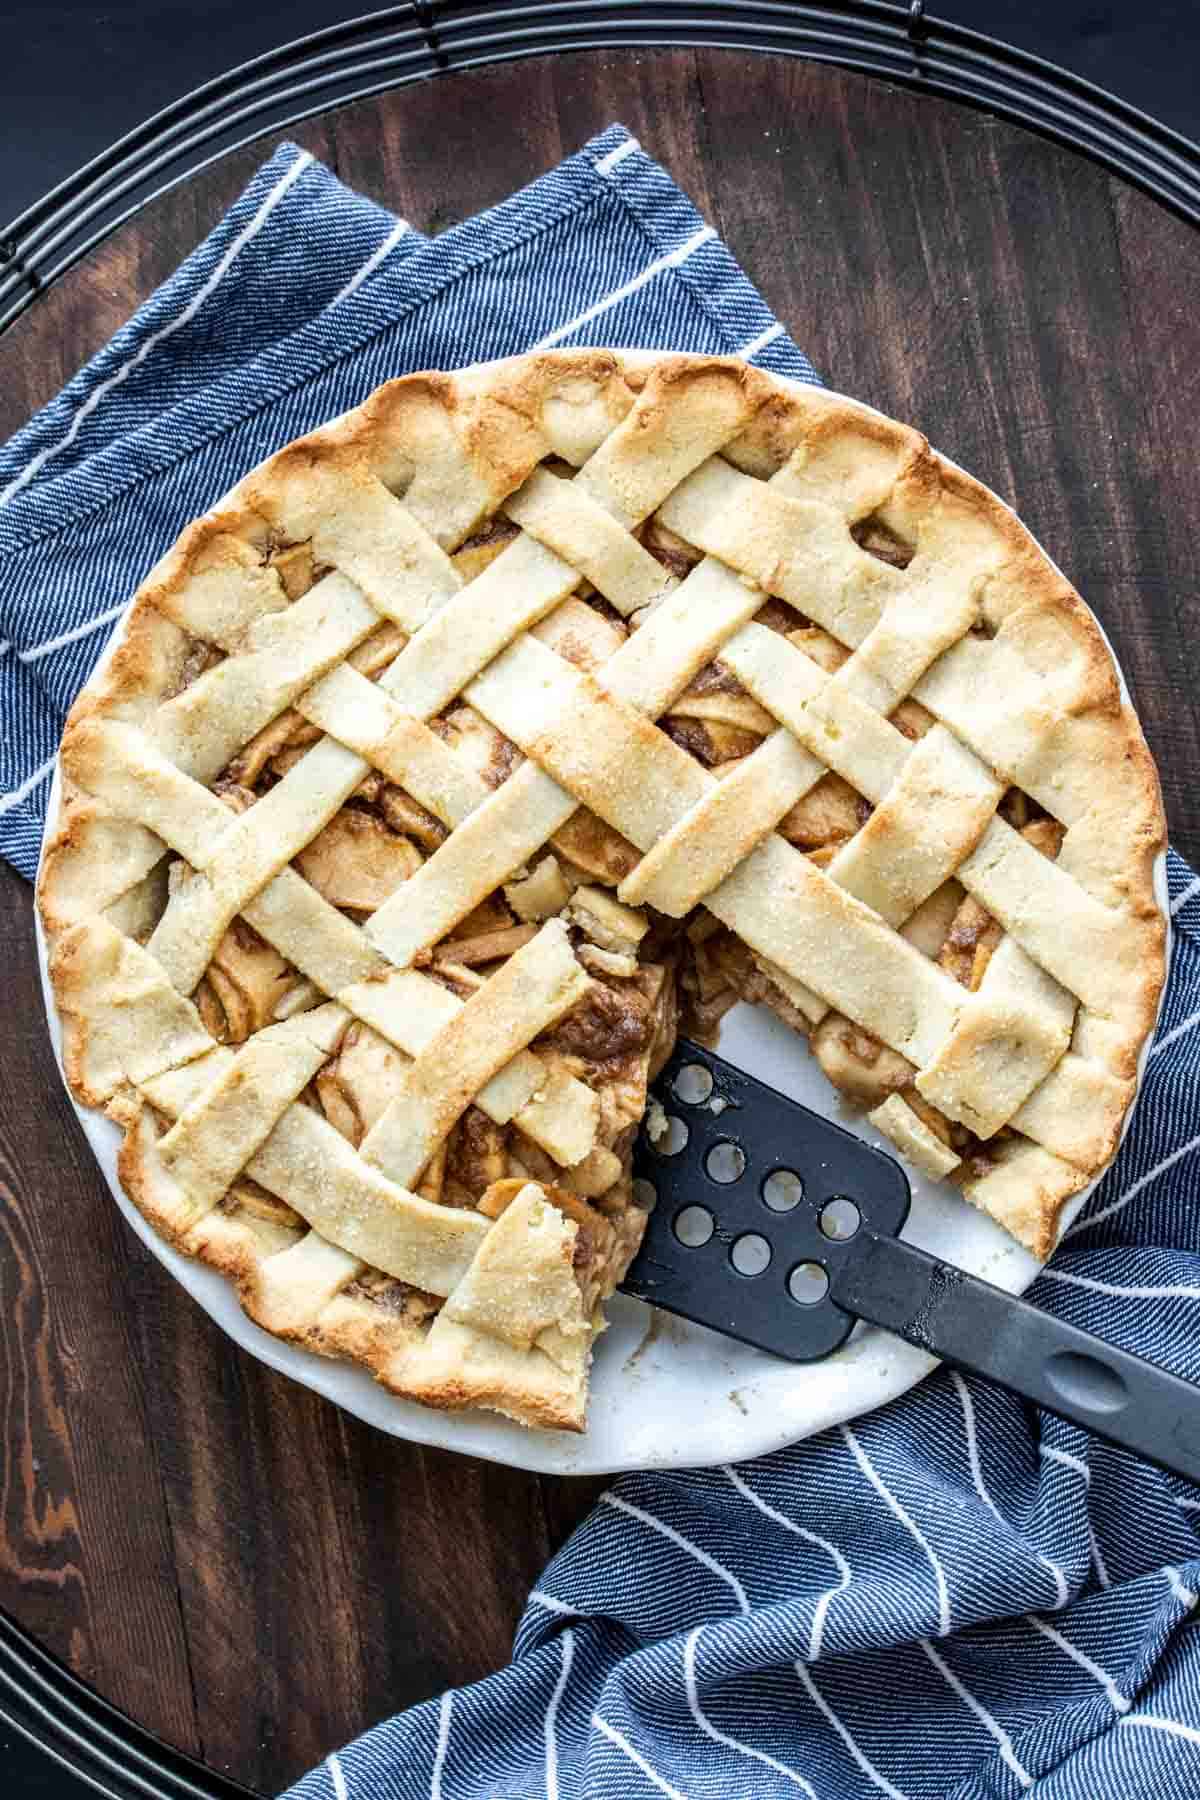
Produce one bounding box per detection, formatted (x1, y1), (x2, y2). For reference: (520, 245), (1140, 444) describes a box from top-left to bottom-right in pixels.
(824, 727), (1004, 928)
(869, 1095), (964, 1182)
(913, 935), (1075, 1140)
(340, 969), (598, 1163)
(503, 467), (676, 616)
(48, 916), (214, 1105)
(246, 455), (466, 632)
(155, 1002), (349, 1228)
(400, 1183), (592, 1431)
(39, 351), (1166, 1433)
(295, 663), (490, 829)
(148, 736), (367, 993)
(153, 571), (380, 782)
(359, 920), (590, 1189)
(619, 727), (826, 917)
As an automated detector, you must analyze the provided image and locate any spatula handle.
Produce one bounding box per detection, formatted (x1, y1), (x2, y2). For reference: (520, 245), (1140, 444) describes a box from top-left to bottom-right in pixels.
(831, 1231), (1200, 1484)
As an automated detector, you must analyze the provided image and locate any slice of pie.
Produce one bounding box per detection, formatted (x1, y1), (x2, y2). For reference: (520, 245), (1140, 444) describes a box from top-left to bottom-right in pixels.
(38, 351), (1167, 1431)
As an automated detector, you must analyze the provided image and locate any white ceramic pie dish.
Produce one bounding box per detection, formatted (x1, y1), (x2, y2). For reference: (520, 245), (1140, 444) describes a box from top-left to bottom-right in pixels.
(33, 395), (1171, 1477)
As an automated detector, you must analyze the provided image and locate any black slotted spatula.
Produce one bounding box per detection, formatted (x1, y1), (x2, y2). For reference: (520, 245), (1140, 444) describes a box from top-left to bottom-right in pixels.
(623, 1040), (1200, 1483)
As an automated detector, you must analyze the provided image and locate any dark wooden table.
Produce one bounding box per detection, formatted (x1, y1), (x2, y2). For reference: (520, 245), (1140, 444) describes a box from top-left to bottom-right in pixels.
(2, 48), (1199, 1797)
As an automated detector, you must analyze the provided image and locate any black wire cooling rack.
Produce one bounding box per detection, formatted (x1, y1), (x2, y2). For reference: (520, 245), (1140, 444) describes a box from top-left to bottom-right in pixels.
(2, 4), (1199, 1793)
(2, 0), (1200, 338)
(0, 1606), (254, 1798)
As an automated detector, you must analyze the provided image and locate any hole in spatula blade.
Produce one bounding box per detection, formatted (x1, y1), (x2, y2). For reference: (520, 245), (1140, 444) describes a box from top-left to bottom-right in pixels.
(674, 1204), (715, 1248)
(632, 1177), (657, 1212)
(820, 1197), (861, 1240)
(763, 1169), (804, 1212)
(788, 1262), (830, 1305)
(673, 1062), (714, 1105)
(705, 1140), (745, 1184)
(731, 1233), (772, 1276)
(654, 1115), (689, 1156)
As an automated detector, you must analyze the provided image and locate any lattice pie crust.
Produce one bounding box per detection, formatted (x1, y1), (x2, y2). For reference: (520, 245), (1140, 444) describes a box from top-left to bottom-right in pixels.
(38, 352), (1166, 1432)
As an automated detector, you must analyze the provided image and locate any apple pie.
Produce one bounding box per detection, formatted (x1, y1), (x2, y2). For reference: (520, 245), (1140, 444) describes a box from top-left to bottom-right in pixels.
(38, 351), (1167, 1430)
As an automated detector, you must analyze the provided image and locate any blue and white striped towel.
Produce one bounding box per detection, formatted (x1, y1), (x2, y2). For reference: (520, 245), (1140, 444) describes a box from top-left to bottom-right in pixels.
(3, 126), (1199, 1800)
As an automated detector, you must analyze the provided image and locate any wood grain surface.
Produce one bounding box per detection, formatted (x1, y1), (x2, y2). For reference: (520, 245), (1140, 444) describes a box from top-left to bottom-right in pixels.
(1, 48), (1198, 1796)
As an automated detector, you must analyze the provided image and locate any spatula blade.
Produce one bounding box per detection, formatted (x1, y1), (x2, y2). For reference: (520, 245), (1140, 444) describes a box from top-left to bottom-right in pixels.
(623, 1040), (910, 1361)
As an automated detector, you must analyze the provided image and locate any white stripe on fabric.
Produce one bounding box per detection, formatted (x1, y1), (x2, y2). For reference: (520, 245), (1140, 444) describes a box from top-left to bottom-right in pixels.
(329, 219), (411, 308)
(953, 1375), (1068, 1608)
(1121, 1713), (1200, 1748)
(841, 1425), (951, 1636)
(326, 1753), (348, 1800)
(594, 136), (642, 176)
(738, 321), (786, 360)
(1041, 1265), (1200, 1302)
(1025, 1614), (1131, 1712)
(591, 1715), (688, 1800)
(430, 1690), (452, 1800)
(1166, 1566), (1198, 1608)
(545, 1629), (574, 1800)
(724, 1465), (850, 1659)
(684, 1628), (817, 1797)
(1170, 875), (1200, 916)
(1177, 1497), (1200, 1512)
(20, 596), (128, 663)
(794, 1661), (908, 1800)
(531, 227), (717, 351)
(1067, 1133), (1200, 1237)
(1088, 1521), (1112, 1589)
(0, 150), (313, 510)
(529, 1589), (577, 1617)
(919, 1639), (1032, 1788)
(1149, 1005), (1200, 1058)
(1040, 1444), (1091, 1484)
(601, 1492), (749, 1614)
(0, 752), (55, 817)
(954, 1373), (999, 1518)
(1042, 1557), (1071, 1611)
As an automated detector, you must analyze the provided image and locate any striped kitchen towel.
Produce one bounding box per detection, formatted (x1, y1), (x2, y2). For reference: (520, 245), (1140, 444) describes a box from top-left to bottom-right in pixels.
(2, 125), (1199, 1800)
